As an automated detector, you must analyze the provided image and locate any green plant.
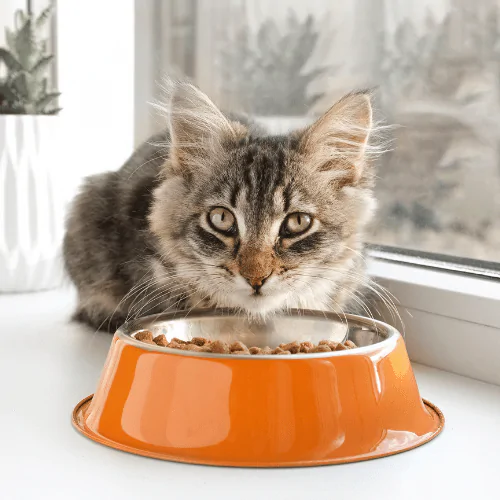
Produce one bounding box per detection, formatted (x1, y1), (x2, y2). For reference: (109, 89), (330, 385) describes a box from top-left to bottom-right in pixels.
(0, 3), (61, 115)
(219, 10), (334, 116)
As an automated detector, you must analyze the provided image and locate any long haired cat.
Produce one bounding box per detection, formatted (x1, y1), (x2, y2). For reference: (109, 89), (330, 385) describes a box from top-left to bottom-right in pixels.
(63, 81), (381, 332)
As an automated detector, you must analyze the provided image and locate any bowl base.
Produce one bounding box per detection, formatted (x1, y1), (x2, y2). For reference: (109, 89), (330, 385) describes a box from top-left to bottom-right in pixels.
(72, 395), (444, 468)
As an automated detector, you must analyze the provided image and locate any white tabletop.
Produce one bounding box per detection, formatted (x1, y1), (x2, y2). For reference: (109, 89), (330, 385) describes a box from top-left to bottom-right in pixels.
(1, 288), (499, 500)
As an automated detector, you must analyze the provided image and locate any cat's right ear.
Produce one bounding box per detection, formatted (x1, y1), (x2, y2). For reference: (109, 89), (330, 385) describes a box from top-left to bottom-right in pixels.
(165, 81), (236, 176)
(298, 91), (374, 185)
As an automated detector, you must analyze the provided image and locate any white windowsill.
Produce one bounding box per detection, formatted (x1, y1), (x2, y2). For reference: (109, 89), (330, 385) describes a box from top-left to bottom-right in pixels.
(368, 257), (500, 385)
(1, 289), (499, 499)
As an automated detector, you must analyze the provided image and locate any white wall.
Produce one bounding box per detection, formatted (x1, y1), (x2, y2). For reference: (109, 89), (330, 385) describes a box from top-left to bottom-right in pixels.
(57, 0), (135, 197)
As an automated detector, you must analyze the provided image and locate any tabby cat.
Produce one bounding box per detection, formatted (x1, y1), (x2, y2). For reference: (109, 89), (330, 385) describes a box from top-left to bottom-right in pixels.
(63, 81), (380, 332)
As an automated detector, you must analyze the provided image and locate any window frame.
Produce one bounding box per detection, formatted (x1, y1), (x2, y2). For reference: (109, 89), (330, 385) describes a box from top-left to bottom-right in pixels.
(368, 253), (500, 386)
(369, 245), (500, 279)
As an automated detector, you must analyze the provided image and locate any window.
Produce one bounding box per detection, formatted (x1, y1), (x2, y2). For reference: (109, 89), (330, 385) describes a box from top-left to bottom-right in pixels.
(132, 0), (500, 386)
(135, 0), (500, 268)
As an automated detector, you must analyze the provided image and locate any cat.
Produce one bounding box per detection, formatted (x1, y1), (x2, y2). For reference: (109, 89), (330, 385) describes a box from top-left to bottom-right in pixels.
(63, 80), (381, 332)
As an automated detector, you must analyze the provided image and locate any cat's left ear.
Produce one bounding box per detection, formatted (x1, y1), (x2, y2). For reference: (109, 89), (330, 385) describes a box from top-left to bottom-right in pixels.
(299, 91), (373, 185)
(166, 81), (237, 176)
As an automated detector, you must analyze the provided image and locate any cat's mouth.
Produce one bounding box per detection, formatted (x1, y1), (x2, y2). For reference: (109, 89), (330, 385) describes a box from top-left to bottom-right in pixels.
(222, 286), (290, 315)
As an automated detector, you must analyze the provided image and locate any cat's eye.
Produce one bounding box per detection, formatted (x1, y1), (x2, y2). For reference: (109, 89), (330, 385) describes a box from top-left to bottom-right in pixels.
(208, 207), (236, 235)
(281, 213), (312, 237)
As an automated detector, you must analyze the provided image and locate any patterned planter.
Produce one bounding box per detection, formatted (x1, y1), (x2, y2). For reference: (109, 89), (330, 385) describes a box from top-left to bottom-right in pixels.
(0, 115), (66, 291)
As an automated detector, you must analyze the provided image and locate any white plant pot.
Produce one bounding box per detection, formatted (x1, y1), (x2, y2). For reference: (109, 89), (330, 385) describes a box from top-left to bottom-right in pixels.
(0, 115), (66, 292)
(253, 116), (313, 135)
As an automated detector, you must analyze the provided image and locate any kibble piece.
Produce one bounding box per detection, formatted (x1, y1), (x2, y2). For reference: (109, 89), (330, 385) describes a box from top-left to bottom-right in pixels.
(135, 330), (153, 342)
(191, 337), (208, 346)
(272, 347), (286, 355)
(185, 344), (204, 352)
(230, 341), (248, 353)
(319, 340), (338, 350)
(311, 345), (332, 353)
(281, 341), (301, 354)
(133, 331), (358, 354)
(300, 341), (314, 353)
(210, 340), (231, 354)
(167, 340), (184, 349)
(190, 344), (212, 353)
(171, 337), (188, 345)
(153, 335), (169, 347)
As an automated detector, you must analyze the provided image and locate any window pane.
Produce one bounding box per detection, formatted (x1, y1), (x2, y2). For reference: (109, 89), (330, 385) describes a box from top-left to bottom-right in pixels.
(140, 0), (500, 264)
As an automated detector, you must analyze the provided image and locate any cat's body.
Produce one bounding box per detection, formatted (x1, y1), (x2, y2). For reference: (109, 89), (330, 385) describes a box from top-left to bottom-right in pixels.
(64, 82), (378, 332)
(64, 131), (170, 331)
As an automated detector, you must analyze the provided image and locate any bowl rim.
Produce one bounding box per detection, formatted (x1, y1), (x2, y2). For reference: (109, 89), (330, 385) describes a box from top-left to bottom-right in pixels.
(116, 308), (401, 360)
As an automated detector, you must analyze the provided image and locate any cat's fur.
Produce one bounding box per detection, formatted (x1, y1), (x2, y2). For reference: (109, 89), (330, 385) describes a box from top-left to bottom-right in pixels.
(64, 81), (379, 332)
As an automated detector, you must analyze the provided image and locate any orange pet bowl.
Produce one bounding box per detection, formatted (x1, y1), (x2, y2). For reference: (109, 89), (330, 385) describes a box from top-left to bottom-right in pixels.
(73, 310), (444, 467)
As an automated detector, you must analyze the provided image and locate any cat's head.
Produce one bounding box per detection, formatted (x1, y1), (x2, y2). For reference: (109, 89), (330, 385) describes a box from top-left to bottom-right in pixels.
(150, 82), (379, 316)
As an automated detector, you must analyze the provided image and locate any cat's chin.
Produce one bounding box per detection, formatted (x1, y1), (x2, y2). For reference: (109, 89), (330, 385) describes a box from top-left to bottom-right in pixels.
(217, 291), (290, 318)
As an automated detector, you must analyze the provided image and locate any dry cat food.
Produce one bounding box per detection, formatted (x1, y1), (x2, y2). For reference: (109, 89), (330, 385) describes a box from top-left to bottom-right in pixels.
(133, 330), (357, 355)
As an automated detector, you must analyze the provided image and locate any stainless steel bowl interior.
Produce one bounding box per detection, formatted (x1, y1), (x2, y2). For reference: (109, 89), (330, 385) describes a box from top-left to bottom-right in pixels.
(119, 309), (395, 353)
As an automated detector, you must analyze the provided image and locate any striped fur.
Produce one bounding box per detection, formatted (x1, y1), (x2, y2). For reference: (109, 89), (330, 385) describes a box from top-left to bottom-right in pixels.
(64, 81), (381, 331)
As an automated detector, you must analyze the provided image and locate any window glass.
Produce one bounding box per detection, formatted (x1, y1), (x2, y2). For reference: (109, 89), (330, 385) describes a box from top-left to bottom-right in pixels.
(138, 0), (500, 264)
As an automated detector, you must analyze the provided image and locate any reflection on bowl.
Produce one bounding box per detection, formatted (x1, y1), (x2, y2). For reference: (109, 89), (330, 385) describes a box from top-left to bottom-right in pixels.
(72, 309), (444, 467)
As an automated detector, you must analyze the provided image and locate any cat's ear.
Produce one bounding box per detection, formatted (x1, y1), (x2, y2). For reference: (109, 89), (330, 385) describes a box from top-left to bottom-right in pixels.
(166, 81), (237, 175)
(299, 91), (373, 185)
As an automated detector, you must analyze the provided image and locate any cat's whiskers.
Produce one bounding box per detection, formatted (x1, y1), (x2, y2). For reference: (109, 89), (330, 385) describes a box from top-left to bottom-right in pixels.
(296, 272), (373, 322)
(290, 276), (349, 327)
(93, 267), (156, 334)
(182, 280), (228, 318)
(129, 267), (228, 320)
(323, 267), (403, 328)
(304, 264), (402, 308)
(296, 267), (404, 336)
(125, 270), (184, 319)
(124, 271), (173, 317)
(128, 267), (209, 319)
(131, 278), (195, 319)
(134, 288), (189, 319)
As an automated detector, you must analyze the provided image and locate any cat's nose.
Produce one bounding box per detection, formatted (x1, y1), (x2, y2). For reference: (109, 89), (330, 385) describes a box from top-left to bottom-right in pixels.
(242, 272), (272, 292)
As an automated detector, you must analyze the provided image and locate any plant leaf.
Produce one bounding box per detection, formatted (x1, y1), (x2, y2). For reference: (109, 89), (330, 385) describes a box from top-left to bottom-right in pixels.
(0, 104), (25, 115)
(5, 28), (16, 53)
(31, 54), (53, 76)
(11, 72), (30, 100)
(36, 5), (53, 29)
(0, 48), (23, 71)
(42, 107), (62, 115)
(0, 82), (20, 102)
(15, 18), (38, 69)
(36, 92), (60, 110)
(14, 9), (26, 30)
(0, 6), (59, 115)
